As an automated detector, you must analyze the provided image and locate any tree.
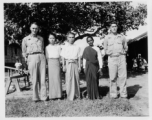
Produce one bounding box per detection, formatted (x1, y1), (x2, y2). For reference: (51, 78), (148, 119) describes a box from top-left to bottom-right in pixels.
(4, 2), (147, 46)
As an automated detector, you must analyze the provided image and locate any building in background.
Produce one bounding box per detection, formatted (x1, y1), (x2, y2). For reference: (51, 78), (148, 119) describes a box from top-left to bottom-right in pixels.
(127, 32), (148, 70)
(5, 41), (25, 67)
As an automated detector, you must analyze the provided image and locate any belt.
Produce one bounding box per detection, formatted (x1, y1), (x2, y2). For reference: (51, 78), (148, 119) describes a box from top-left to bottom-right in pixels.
(109, 55), (121, 57)
(66, 59), (78, 63)
(27, 52), (42, 55)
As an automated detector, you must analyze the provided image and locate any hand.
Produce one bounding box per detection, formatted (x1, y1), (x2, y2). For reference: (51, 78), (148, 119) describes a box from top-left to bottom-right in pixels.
(98, 68), (103, 76)
(98, 68), (101, 73)
(62, 65), (66, 72)
(25, 57), (27, 62)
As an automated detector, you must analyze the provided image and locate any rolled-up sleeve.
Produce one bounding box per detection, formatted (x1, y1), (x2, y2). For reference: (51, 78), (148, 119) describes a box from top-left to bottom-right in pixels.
(22, 38), (27, 58)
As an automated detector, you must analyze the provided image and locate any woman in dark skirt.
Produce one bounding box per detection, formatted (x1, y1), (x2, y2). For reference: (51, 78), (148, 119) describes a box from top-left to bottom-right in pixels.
(82, 36), (103, 100)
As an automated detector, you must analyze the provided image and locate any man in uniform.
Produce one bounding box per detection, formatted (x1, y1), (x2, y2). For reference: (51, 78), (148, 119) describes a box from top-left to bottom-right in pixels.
(22, 22), (48, 103)
(104, 22), (128, 99)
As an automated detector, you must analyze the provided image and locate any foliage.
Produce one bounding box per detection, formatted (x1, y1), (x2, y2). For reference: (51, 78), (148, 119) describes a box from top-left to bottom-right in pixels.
(4, 2), (147, 45)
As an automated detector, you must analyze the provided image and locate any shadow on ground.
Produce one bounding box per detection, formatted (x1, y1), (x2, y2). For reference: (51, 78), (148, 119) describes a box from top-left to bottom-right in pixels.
(80, 84), (142, 99)
(127, 85), (142, 99)
(80, 86), (109, 98)
(127, 70), (147, 79)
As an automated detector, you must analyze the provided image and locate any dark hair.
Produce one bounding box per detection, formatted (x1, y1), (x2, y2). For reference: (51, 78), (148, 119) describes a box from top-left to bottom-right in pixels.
(110, 21), (118, 27)
(86, 36), (94, 42)
(66, 31), (75, 37)
(30, 22), (39, 27)
(48, 33), (56, 40)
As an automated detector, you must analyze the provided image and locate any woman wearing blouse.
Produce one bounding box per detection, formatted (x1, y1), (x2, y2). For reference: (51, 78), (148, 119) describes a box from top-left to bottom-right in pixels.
(45, 33), (62, 99)
(60, 32), (81, 101)
(82, 36), (103, 100)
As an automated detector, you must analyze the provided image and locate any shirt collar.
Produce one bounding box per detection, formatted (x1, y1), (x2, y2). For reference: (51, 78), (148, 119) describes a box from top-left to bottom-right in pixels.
(28, 34), (39, 40)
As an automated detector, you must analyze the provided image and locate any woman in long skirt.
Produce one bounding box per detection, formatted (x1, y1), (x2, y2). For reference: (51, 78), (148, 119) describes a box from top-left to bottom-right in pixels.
(60, 32), (81, 101)
(45, 33), (62, 99)
(82, 36), (103, 100)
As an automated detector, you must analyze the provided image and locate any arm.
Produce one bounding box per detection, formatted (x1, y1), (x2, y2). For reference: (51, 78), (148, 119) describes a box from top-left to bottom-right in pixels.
(45, 47), (48, 65)
(60, 47), (66, 67)
(42, 37), (44, 54)
(62, 56), (66, 72)
(45, 47), (48, 59)
(101, 49), (105, 57)
(22, 38), (27, 61)
(83, 58), (86, 74)
(97, 47), (103, 69)
(83, 58), (86, 69)
(103, 37), (108, 55)
(123, 36), (128, 54)
(78, 47), (81, 72)
(78, 57), (81, 69)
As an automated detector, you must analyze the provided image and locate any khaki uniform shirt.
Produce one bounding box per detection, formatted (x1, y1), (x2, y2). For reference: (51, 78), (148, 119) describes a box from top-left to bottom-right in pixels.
(22, 35), (44, 58)
(104, 34), (128, 56)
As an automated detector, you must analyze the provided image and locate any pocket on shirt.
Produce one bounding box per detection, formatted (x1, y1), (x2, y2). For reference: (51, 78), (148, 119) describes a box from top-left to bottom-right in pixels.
(107, 42), (114, 55)
(116, 40), (123, 51)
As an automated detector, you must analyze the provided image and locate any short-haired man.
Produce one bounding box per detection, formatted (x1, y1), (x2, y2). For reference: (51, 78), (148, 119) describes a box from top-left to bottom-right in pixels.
(104, 22), (128, 99)
(22, 22), (48, 103)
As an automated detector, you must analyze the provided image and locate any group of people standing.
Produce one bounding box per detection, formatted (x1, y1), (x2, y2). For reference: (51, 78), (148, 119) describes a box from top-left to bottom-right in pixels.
(22, 22), (128, 104)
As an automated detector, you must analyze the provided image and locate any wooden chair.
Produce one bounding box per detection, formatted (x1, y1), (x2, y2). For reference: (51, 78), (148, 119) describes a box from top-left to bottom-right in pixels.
(5, 66), (29, 95)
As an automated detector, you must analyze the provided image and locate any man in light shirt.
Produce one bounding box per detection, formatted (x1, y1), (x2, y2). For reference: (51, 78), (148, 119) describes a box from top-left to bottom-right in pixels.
(22, 22), (48, 103)
(104, 22), (128, 99)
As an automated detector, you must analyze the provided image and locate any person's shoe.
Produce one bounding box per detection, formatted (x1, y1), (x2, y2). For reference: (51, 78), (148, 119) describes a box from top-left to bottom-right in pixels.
(120, 96), (128, 100)
(45, 96), (50, 101)
(83, 95), (89, 100)
(120, 94), (127, 98)
(110, 95), (118, 99)
(97, 95), (102, 99)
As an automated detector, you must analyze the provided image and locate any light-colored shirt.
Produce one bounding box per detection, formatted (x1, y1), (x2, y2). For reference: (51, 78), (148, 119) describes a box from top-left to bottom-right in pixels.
(60, 44), (81, 59)
(45, 44), (61, 59)
(104, 34), (128, 56)
(83, 46), (103, 68)
(22, 35), (44, 58)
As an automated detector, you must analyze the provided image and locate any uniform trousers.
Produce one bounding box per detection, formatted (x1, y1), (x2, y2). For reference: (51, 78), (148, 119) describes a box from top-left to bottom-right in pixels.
(27, 54), (47, 101)
(108, 55), (127, 98)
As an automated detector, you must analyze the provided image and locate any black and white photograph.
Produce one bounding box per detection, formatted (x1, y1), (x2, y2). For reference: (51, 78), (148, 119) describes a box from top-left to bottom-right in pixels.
(2, 0), (151, 118)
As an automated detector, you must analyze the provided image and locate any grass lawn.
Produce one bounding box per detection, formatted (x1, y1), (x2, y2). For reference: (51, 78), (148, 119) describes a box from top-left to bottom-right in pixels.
(5, 70), (148, 117)
(6, 96), (141, 117)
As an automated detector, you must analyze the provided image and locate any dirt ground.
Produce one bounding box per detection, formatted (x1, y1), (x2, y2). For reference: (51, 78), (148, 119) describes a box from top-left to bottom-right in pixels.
(5, 70), (149, 116)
